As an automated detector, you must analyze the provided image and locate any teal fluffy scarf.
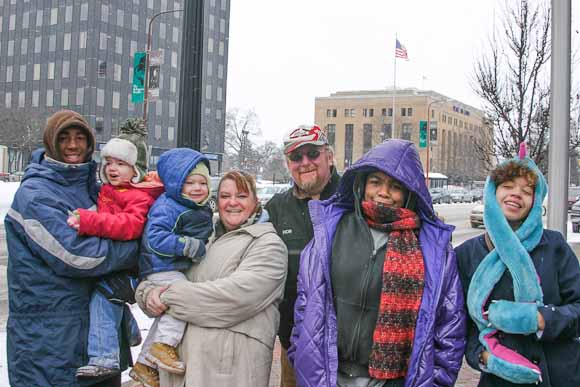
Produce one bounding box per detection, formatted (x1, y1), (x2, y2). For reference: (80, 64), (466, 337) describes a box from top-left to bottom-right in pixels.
(467, 155), (547, 384)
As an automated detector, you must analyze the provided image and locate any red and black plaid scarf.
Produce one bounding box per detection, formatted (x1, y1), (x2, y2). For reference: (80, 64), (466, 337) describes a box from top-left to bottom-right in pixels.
(361, 200), (425, 380)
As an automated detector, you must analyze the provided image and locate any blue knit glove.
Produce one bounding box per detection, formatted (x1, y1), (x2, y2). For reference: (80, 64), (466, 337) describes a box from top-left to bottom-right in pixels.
(182, 236), (207, 263)
(487, 300), (538, 335)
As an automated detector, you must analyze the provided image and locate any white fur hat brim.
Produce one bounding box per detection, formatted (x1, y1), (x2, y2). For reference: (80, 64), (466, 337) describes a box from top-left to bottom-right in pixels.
(100, 138), (140, 183)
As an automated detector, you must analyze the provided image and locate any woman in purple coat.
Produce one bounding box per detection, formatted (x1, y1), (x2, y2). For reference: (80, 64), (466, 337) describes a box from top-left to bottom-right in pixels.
(288, 140), (466, 387)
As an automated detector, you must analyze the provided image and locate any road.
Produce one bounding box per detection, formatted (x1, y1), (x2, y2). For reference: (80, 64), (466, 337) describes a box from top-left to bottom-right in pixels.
(435, 202), (485, 246)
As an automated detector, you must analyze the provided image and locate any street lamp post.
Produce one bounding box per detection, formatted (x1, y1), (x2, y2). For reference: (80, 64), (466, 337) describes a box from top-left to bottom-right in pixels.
(142, 9), (184, 123)
(425, 98), (447, 187)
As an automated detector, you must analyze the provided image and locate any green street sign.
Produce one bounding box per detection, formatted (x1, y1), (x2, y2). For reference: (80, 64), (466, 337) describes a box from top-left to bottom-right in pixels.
(132, 52), (146, 103)
(419, 120), (427, 148)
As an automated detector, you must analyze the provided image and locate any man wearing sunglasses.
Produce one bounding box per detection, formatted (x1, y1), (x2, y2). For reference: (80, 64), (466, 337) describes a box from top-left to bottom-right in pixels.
(266, 124), (340, 387)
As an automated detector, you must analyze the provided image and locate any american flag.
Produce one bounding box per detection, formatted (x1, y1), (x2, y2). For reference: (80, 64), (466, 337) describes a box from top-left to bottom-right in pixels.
(395, 39), (408, 60)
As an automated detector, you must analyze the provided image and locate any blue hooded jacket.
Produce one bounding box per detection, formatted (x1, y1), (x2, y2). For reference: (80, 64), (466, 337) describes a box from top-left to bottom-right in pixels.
(288, 140), (466, 387)
(5, 150), (139, 387)
(139, 148), (214, 277)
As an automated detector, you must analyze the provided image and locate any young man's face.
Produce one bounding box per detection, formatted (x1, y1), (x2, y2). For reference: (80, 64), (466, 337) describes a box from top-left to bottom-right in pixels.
(286, 144), (333, 197)
(57, 127), (89, 164)
(496, 176), (534, 223)
(181, 174), (209, 203)
(104, 157), (135, 186)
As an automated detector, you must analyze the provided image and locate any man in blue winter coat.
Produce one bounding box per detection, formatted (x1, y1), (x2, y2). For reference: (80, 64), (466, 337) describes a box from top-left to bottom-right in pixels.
(5, 110), (140, 387)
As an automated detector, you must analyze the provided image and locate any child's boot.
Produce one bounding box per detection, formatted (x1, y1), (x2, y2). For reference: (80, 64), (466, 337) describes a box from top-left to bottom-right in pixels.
(146, 342), (186, 374)
(129, 362), (160, 387)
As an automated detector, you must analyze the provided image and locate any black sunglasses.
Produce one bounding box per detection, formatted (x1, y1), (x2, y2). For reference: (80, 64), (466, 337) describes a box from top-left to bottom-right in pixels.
(288, 149), (323, 162)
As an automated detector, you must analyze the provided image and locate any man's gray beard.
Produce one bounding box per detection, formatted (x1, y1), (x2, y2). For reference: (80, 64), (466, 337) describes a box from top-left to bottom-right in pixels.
(294, 178), (328, 199)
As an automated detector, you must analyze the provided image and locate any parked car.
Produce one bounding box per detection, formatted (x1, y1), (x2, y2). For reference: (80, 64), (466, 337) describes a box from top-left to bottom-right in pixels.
(462, 190), (475, 203)
(449, 188), (467, 203)
(257, 184), (290, 206)
(470, 203), (484, 228)
(470, 188), (483, 202)
(568, 186), (580, 211)
(571, 198), (580, 232)
(430, 188), (451, 204)
(208, 176), (221, 212)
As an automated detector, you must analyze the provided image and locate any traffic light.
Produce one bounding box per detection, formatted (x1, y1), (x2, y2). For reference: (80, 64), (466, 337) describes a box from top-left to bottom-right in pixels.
(419, 120), (427, 148)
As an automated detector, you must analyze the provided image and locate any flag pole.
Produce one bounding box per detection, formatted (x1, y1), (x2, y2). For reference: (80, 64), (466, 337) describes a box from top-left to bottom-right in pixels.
(392, 34), (396, 136)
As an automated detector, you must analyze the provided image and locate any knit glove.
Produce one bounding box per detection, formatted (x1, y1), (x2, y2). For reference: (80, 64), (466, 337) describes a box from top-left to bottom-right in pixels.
(67, 210), (80, 230)
(487, 300), (538, 335)
(181, 236), (206, 263)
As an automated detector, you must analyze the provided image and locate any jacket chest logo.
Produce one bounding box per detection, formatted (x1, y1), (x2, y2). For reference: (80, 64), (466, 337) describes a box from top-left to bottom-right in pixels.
(282, 229), (293, 235)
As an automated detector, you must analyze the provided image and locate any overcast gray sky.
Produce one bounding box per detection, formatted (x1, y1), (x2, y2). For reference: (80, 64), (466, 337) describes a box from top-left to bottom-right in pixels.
(226, 0), (578, 144)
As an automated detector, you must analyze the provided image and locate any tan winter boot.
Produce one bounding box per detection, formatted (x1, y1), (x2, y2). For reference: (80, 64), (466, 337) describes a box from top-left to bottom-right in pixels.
(145, 342), (186, 375)
(129, 362), (160, 387)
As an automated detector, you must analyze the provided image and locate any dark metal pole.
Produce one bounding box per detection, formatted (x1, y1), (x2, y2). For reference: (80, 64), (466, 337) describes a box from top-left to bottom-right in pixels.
(177, 0), (204, 150)
(143, 10), (184, 125)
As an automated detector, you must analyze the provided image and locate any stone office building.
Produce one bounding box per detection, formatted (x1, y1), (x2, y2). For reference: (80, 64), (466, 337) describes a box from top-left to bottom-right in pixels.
(315, 88), (492, 183)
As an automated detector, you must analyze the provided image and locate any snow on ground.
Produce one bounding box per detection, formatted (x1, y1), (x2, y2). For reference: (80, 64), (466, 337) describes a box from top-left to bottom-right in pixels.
(0, 182), (19, 222)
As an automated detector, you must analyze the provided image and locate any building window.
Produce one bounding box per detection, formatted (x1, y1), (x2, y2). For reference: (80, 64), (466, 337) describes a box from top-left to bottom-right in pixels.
(363, 124), (373, 153)
(78, 59), (85, 77)
(79, 31), (87, 49)
(327, 124), (336, 147)
(132, 14), (139, 31)
(61, 89), (69, 106)
(96, 117), (104, 132)
(128, 93), (134, 111)
(326, 109), (337, 118)
(401, 107), (406, 117)
(64, 33), (71, 50)
(207, 38), (214, 53)
(171, 51), (178, 68)
(98, 61), (107, 77)
(6, 66), (12, 82)
(101, 4), (109, 23)
(205, 84), (212, 99)
(114, 64), (121, 81)
(209, 14), (215, 30)
(19, 64), (26, 81)
(155, 125), (162, 140)
(156, 100), (162, 116)
(344, 108), (355, 117)
(216, 109), (222, 121)
(49, 35), (56, 52)
(401, 123), (412, 141)
(408, 107), (413, 117)
(7, 40), (14, 56)
(168, 127), (175, 141)
(5, 92), (11, 108)
(115, 37), (123, 54)
(18, 91), (25, 108)
(112, 91), (120, 109)
(172, 27), (179, 43)
(62, 61), (70, 78)
(80, 3), (88, 21)
(97, 89), (104, 107)
(170, 76), (177, 93)
(217, 87), (223, 102)
(363, 108), (374, 117)
(100, 33), (107, 50)
(9, 14), (15, 30)
(344, 124), (354, 167)
(23, 12), (29, 29)
(381, 124), (392, 141)
(36, 9), (43, 27)
(117, 9), (124, 26)
(217, 64), (224, 79)
(21, 38), (28, 55)
(159, 23), (166, 39)
(76, 88), (84, 105)
(33, 64), (40, 80)
(207, 61), (213, 77)
(32, 90), (39, 107)
(221, 0), (226, 11)
(220, 18), (226, 33)
(46, 89), (54, 107)
(218, 41), (224, 56)
(65, 6), (72, 23)
(169, 101), (176, 117)
(48, 62), (55, 79)
(50, 8), (58, 25)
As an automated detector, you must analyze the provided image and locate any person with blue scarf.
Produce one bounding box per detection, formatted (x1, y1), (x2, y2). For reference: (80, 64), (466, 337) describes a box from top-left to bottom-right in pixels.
(456, 145), (580, 386)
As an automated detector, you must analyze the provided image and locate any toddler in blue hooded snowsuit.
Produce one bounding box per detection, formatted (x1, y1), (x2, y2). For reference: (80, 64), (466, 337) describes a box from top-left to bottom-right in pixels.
(130, 148), (214, 386)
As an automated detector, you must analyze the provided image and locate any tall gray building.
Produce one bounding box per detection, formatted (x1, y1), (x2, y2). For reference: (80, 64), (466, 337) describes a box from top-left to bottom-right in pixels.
(0, 0), (229, 168)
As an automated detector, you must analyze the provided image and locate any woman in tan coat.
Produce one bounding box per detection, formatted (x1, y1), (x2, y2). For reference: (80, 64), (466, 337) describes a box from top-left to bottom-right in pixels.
(135, 170), (288, 387)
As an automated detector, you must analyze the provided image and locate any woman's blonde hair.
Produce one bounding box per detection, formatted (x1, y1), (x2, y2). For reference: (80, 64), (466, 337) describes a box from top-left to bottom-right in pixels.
(218, 170), (258, 199)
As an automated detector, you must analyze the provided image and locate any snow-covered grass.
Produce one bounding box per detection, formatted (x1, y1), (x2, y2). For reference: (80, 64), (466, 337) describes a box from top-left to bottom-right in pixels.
(0, 182), (19, 222)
